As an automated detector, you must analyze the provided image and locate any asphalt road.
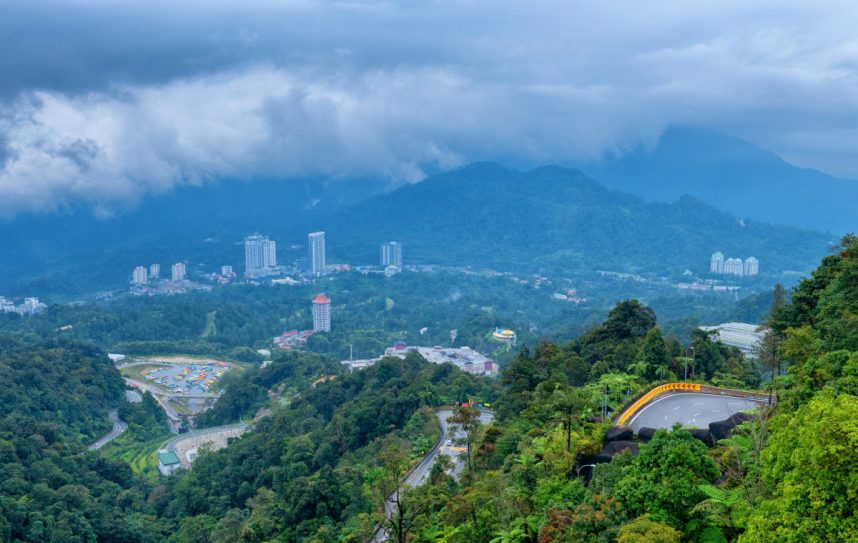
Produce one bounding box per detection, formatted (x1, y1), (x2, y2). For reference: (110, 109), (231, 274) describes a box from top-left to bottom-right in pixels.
(627, 392), (766, 432)
(372, 408), (495, 542)
(87, 409), (128, 451)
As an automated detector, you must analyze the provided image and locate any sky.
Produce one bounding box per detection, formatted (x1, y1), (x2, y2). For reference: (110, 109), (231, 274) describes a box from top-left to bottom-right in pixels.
(1, 0), (857, 216)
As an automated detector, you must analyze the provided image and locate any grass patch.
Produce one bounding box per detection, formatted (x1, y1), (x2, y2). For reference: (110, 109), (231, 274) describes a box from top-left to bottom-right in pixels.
(201, 311), (217, 339)
(100, 432), (172, 482)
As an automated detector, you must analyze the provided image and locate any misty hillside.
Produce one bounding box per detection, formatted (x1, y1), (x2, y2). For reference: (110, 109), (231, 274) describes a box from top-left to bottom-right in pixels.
(0, 162), (834, 298)
(580, 126), (858, 234)
(327, 162), (832, 275)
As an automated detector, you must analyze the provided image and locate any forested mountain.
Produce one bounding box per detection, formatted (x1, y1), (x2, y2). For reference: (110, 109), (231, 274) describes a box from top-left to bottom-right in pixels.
(0, 237), (856, 542)
(580, 126), (858, 234)
(0, 162), (833, 298)
(0, 334), (161, 541)
(327, 163), (831, 276)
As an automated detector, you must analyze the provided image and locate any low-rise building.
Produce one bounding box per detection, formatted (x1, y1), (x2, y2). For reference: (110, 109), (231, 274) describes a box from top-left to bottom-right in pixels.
(699, 322), (766, 355)
(342, 343), (500, 377)
(157, 450), (182, 476)
(491, 327), (517, 346)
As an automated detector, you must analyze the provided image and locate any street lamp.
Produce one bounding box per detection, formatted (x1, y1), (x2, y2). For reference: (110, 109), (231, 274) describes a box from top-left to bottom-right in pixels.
(576, 464), (596, 477)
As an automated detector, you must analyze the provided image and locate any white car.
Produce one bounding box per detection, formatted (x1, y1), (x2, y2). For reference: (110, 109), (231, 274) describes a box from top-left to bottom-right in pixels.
(446, 439), (453, 446)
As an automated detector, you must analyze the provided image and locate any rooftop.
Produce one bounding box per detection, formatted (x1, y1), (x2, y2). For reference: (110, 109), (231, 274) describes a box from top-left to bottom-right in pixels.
(312, 293), (331, 304)
(158, 451), (181, 466)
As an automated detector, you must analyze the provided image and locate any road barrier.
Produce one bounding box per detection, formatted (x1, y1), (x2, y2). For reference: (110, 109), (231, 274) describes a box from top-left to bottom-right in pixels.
(615, 382), (701, 426)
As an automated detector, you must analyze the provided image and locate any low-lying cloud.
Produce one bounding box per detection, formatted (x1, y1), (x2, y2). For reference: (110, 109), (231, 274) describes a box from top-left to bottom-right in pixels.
(1, 1), (858, 216)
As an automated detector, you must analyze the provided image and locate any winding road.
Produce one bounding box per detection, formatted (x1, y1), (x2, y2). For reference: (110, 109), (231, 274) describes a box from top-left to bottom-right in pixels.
(87, 409), (128, 451)
(371, 407), (495, 542)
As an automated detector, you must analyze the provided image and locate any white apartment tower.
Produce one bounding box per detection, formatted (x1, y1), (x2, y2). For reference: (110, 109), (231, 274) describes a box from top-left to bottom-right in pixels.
(132, 266), (148, 285)
(312, 293), (331, 332)
(149, 263), (160, 280)
(724, 258), (744, 277)
(244, 234), (278, 277)
(381, 241), (403, 267)
(171, 262), (186, 282)
(710, 252), (725, 274)
(744, 257), (759, 276)
(309, 231), (326, 277)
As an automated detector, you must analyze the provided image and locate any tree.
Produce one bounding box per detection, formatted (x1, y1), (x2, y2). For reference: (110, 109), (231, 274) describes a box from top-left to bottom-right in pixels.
(638, 328), (670, 381)
(549, 385), (591, 461)
(616, 515), (681, 543)
(447, 405), (483, 471)
(741, 392), (858, 543)
(614, 427), (719, 529)
(377, 435), (429, 543)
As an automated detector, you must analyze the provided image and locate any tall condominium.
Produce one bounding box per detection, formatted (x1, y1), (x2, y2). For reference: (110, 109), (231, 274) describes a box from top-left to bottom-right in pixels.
(308, 231), (326, 277)
(381, 241), (403, 267)
(149, 263), (160, 279)
(710, 251), (724, 274)
(132, 266), (148, 285)
(312, 293), (331, 332)
(744, 257), (759, 276)
(171, 262), (186, 282)
(244, 234), (278, 277)
(724, 258), (744, 277)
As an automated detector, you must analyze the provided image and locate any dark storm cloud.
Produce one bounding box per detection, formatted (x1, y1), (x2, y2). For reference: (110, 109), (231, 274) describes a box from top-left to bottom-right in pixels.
(1, 0), (857, 215)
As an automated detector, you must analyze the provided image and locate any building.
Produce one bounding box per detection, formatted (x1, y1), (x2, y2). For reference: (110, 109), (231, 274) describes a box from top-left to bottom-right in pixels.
(132, 266), (148, 285)
(312, 293), (331, 332)
(492, 327), (517, 346)
(699, 322), (766, 355)
(341, 344), (500, 377)
(221, 265), (234, 276)
(724, 258), (744, 277)
(381, 241), (403, 267)
(744, 257), (759, 276)
(273, 329), (315, 350)
(244, 234), (278, 277)
(710, 252), (725, 274)
(157, 450), (182, 476)
(308, 232), (326, 277)
(171, 262), (186, 282)
(149, 263), (160, 280)
(1, 297), (45, 315)
(711, 251), (760, 277)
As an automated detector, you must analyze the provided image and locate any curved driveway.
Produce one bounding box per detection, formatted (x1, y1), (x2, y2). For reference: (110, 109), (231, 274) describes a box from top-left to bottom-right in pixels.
(627, 392), (766, 432)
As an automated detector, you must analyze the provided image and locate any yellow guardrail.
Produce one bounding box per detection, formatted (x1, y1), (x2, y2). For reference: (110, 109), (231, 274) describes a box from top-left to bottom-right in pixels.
(616, 382), (701, 426)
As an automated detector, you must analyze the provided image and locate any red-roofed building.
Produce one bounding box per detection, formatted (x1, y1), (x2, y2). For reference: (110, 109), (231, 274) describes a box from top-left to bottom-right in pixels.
(312, 293), (331, 332)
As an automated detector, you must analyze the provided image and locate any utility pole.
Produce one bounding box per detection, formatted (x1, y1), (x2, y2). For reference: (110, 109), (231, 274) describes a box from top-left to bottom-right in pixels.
(685, 346), (694, 381)
(602, 385), (608, 420)
(350, 343), (353, 362)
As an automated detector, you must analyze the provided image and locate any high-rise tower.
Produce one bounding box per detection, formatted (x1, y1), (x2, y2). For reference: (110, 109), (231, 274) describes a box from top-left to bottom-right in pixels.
(710, 251), (725, 274)
(244, 234), (278, 277)
(309, 232), (326, 277)
(312, 293), (331, 332)
(381, 241), (403, 267)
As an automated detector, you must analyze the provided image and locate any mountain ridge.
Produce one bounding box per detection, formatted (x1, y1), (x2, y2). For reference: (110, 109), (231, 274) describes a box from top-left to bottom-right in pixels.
(0, 161), (834, 298)
(578, 126), (858, 234)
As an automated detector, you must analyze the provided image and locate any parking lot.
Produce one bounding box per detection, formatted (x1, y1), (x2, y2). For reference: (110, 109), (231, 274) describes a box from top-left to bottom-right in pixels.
(142, 361), (231, 393)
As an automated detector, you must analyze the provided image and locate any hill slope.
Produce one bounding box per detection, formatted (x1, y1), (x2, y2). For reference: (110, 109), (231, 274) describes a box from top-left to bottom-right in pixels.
(580, 126), (858, 234)
(328, 162), (832, 276)
(0, 162), (833, 297)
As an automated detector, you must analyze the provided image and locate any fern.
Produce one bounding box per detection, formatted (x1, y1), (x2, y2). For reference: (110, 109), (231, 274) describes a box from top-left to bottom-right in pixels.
(699, 526), (728, 543)
(698, 484), (740, 506)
